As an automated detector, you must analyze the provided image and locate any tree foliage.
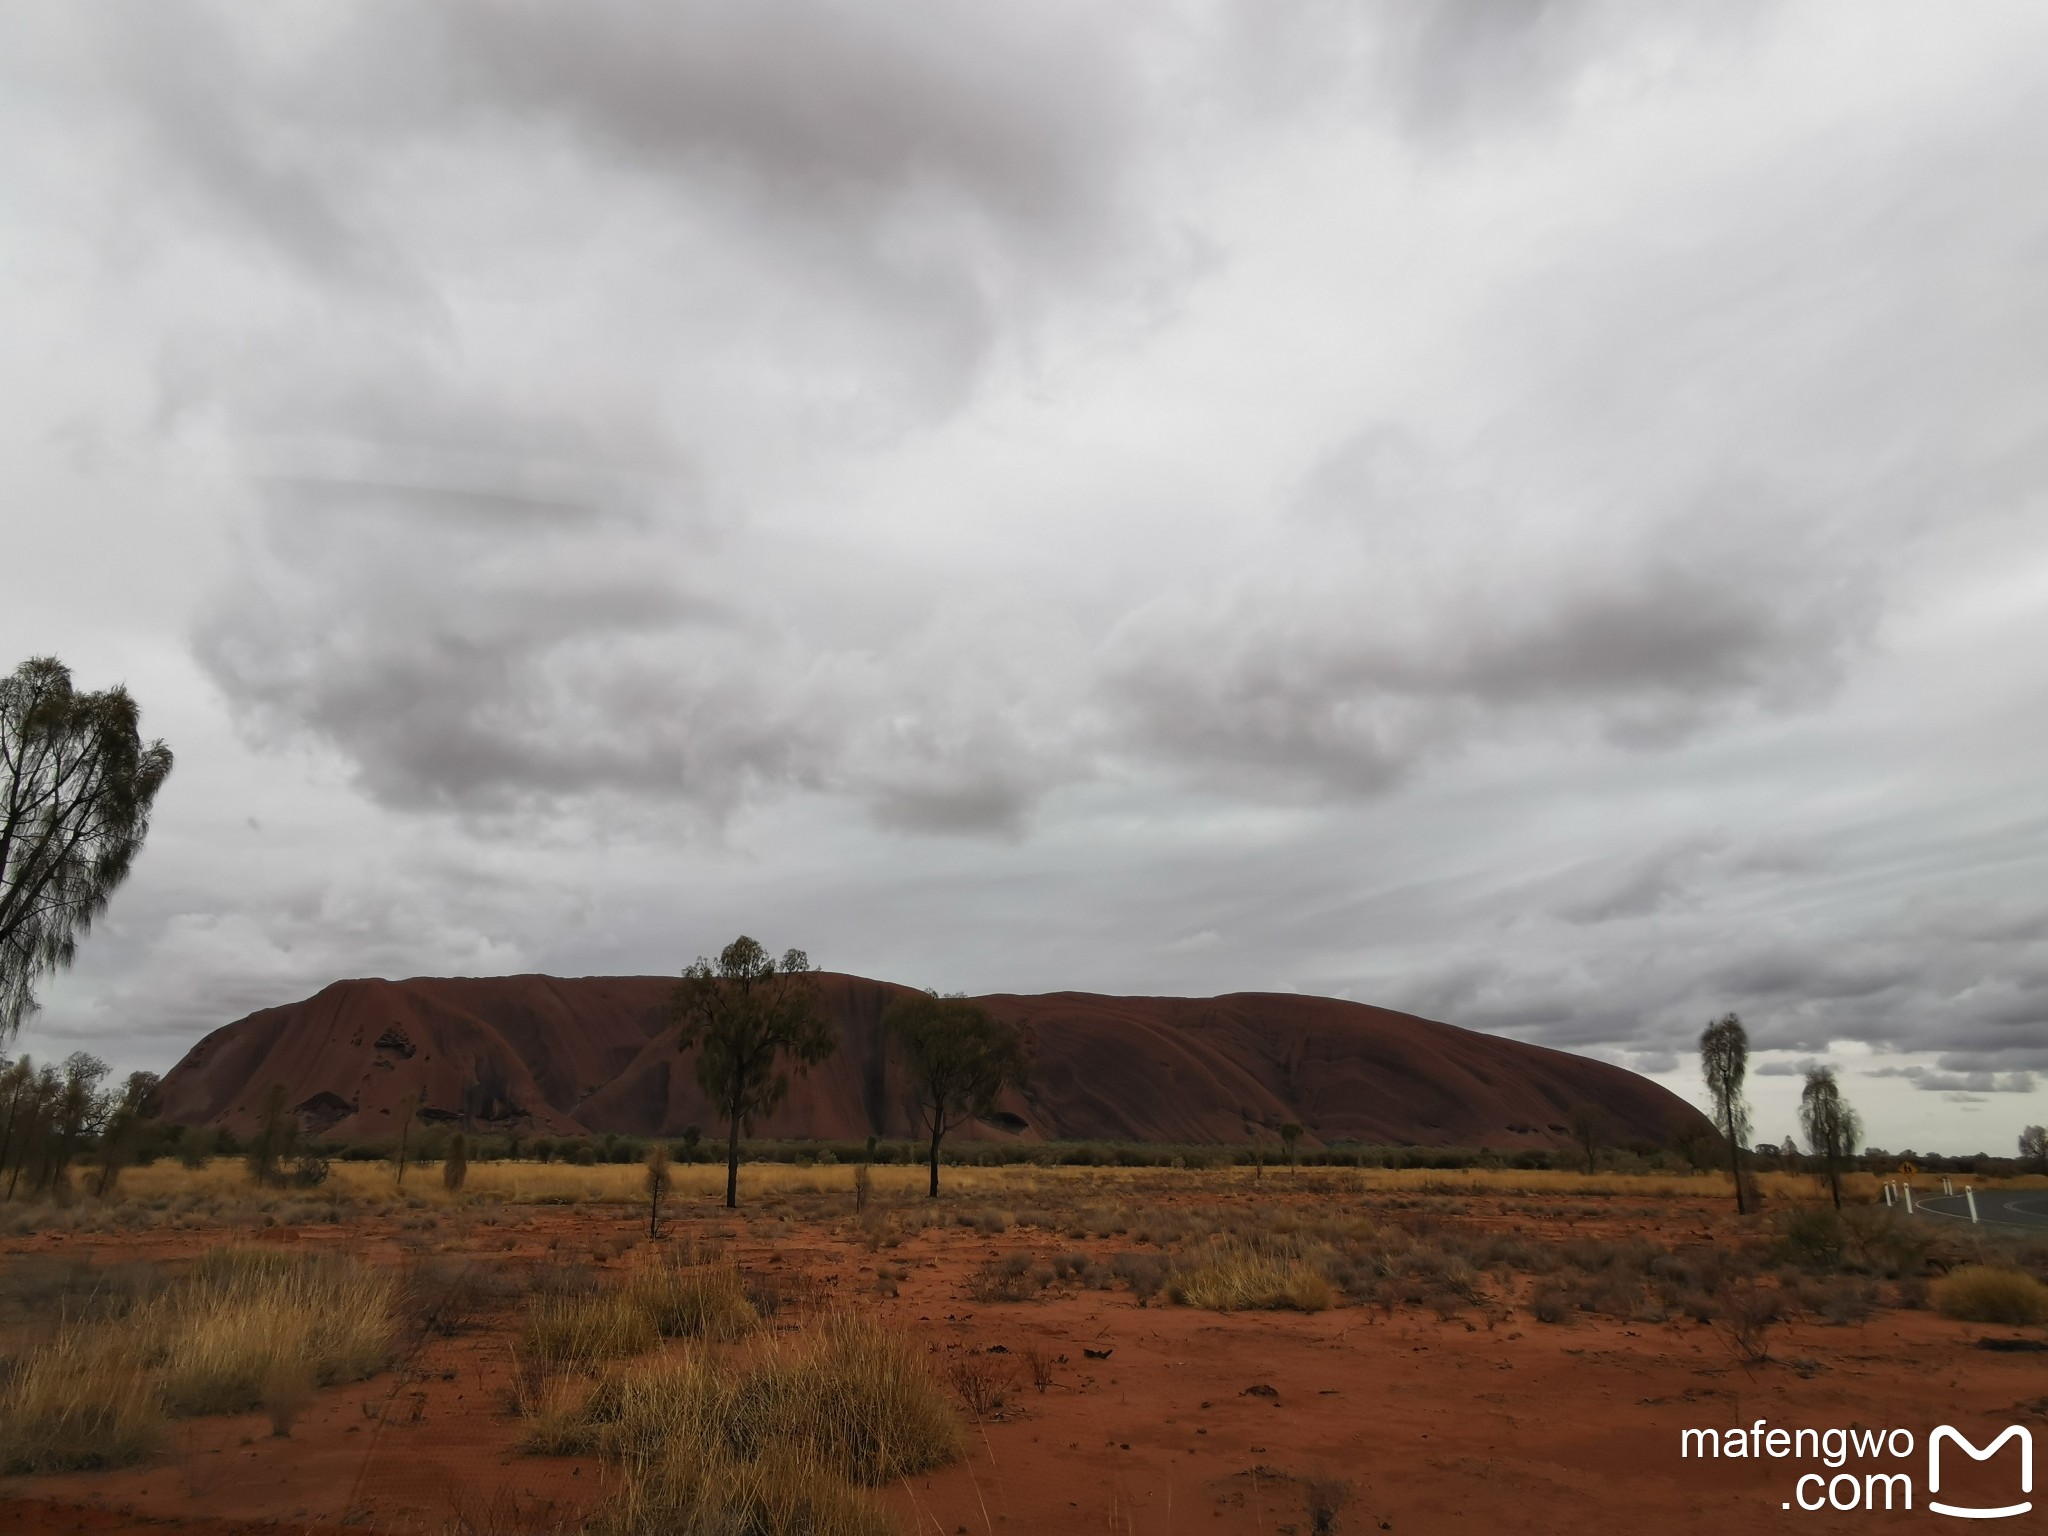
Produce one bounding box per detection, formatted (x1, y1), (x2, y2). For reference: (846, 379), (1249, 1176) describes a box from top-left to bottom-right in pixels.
(1699, 1012), (1752, 1214)
(1279, 1121), (1304, 1170)
(672, 935), (835, 1208)
(1567, 1105), (1609, 1176)
(0, 1051), (111, 1199)
(0, 658), (173, 1039)
(92, 1069), (160, 1197)
(2019, 1124), (2047, 1176)
(247, 1083), (295, 1188)
(883, 992), (1028, 1197)
(1798, 1067), (1861, 1210)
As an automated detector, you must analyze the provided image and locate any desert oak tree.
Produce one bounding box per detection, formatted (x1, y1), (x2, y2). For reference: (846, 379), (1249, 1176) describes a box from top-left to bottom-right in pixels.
(673, 936), (835, 1208)
(1798, 1066), (1862, 1210)
(1699, 1012), (1753, 1214)
(0, 658), (172, 1039)
(883, 991), (1028, 1197)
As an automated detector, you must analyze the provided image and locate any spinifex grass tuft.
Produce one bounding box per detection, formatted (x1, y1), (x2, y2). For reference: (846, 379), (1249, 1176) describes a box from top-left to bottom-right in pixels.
(1935, 1265), (2048, 1325)
(149, 1247), (397, 1415)
(1170, 1239), (1335, 1313)
(527, 1310), (962, 1534)
(0, 1325), (166, 1473)
(619, 1249), (758, 1342)
(522, 1291), (660, 1371)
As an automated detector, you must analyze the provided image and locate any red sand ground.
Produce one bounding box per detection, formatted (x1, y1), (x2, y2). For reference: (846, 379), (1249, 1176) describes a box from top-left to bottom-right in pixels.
(4, 1180), (2042, 1535)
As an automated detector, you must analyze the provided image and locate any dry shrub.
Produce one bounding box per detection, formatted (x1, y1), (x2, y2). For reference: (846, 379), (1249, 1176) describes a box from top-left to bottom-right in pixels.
(1303, 1471), (1352, 1536)
(592, 1439), (895, 1536)
(968, 1253), (1050, 1303)
(1794, 1274), (1878, 1326)
(1023, 1345), (1056, 1393)
(1171, 1242), (1334, 1313)
(1363, 1240), (1488, 1316)
(1713, 1280), (1781, 1363)
(1841, 1205), (1936, 1277)
(1110, 1251), (1167, 1303)
(409, 1256), (525, 1337)
(620, 1252), (759, 1342)
(522, 1291), (660, 1371)
(945, 1353), (1017, 1419)
(1528, 1282), (1572, 1325)
(150, 1247), (396, 1415)
(1772, 1208), (1845, 1270)
(0, 1325), (166, 1472)
(1935, 1266), (2048, 1326)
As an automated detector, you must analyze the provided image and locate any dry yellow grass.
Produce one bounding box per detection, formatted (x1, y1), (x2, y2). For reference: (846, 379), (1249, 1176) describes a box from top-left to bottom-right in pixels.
(620, 1249), (759, 1342)
(101, 1155), (2027, 1215)
(744, 1311), (965, 1485)
(532, 1311), (962, 1488)
(0, 1244), (393, 1470)
(519, 1248), (759, 1374)
(592, 1438), (897, 1536)
(522, 1291), (660, 1371)
(524, 1312), (957, 1535)
(146, 1247), (397, 1415)
(1934, 1265), (2048, 1325)
(1170, 1240), (1335, 1312)
(0, 1325), (166, 1473)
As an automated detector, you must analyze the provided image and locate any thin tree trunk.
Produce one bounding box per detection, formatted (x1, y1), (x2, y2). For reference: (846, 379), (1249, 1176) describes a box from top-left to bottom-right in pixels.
(6, 1099), (39, 1199)
(4, 1110), (28, 1200)
(725, 1107), (742, 1210)
(1725, 1107), (1746, 1214)
(928, 1117), (943, 1199)
(0, 1093), (18, 1194)
(1827, 1148), (1841, 1209)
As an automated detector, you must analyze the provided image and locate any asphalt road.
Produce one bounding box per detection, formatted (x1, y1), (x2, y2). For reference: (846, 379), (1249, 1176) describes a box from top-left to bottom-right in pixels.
(1915, 1187), (2048, 1229)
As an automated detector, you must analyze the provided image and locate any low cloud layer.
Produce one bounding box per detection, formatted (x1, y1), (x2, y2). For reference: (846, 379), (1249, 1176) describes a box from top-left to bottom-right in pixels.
(5, 2), (2047, 1150)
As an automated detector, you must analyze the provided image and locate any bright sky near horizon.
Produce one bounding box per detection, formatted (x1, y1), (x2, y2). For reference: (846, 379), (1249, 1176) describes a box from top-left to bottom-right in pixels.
(4, 2), (2046, 1153)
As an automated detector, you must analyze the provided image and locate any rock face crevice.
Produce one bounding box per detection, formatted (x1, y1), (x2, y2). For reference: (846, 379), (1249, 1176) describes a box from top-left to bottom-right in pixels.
(155, 972), (1711, 1150)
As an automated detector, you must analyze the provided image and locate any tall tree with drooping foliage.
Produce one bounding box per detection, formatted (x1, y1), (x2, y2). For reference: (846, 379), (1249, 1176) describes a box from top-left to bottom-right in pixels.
(0, 657), (173, 1040)
(1798, 1067), (1862, 1210)
(1700, 1012), (1753, 1214)
(672, 936), (835, 1209)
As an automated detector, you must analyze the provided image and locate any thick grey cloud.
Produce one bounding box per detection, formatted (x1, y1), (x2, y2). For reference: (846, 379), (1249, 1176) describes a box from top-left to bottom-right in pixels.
(5, 1), (2048, 1153)
(1869, 1067), (2037, 1096)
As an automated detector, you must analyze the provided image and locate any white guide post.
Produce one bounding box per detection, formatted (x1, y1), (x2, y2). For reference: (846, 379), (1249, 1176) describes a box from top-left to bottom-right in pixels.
(1904, 1184), (1915, 1214)
(1966, 1187), (1978, 1224)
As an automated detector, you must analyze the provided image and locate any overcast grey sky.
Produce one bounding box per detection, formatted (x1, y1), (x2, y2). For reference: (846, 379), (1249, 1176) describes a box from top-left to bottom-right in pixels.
(5, 2), (2046, 1151)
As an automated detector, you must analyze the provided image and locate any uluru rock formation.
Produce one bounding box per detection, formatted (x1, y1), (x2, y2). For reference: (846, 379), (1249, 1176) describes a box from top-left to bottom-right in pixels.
(156, 972), (1710, 1150)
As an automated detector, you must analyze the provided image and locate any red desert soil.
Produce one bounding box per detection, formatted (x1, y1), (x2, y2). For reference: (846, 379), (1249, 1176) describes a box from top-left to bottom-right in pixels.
(3, 1180), (2039, 1535)
(155, 973), (1709, 1149)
